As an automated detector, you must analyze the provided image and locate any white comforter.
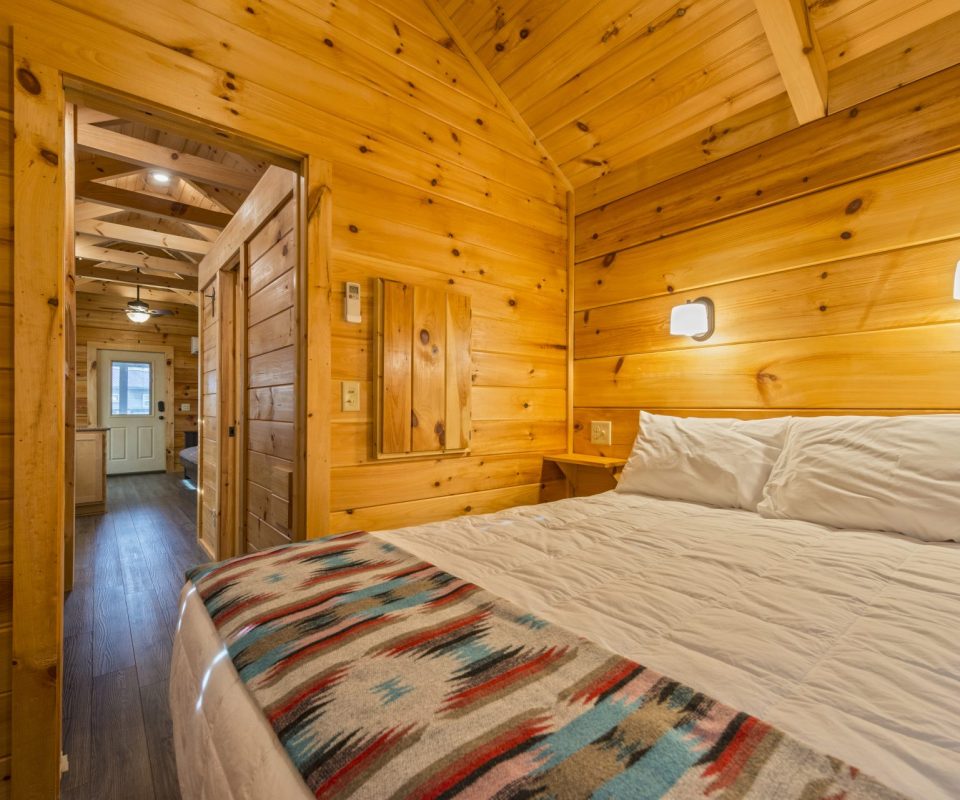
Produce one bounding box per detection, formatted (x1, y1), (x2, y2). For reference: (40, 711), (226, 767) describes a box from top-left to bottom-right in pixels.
(171, 492), (960, 799)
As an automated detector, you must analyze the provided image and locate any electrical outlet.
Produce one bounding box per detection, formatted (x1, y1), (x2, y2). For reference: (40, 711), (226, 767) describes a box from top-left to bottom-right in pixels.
(180, 403), (191, 412)
(341, 381), (360, 412)
(590, 420), (612, 446)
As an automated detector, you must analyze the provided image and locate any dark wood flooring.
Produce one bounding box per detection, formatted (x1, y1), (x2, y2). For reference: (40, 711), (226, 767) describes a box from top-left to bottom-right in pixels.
(62, 472), (207, 800)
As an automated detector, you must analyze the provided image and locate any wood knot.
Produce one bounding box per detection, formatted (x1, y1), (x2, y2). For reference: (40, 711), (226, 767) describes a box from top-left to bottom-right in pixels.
(40, 148), (59, 166)
(507, 298), (517, 307)
(613, 357), (624, 375)
(170, 202), (188, 216)
(601, 253), (616, 267)
(840, 231), (852, 240)
(419, 329), (430, 345)
(819, 304), (827, 312)
(323, 38), (333, 47)
(849, 107), (859, 118)
(576, 121), (589, 132)
(519, 28), (529, 39)
(845, 198), (862, 215)
(16, 67), (42, 95)
(348, 224), (359, 233)
(495, 42), (505, 52)
(757, 372), (778, 383)
(434, 421), (445, 447)
(451, 248), (460, 256)
(47, 297), (59, 307)
(410, 411), (419, 428)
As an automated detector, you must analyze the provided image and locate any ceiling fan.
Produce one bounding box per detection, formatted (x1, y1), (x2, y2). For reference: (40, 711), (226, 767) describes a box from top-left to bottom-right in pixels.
(101, 278), (176, 323)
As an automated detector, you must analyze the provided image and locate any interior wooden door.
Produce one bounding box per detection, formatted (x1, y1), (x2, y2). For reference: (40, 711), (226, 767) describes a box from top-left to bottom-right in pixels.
(197, 166), (301, 559)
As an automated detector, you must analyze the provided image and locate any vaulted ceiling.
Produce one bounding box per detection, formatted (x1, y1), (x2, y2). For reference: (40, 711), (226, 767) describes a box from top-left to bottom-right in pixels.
(437, 0), (960, 210)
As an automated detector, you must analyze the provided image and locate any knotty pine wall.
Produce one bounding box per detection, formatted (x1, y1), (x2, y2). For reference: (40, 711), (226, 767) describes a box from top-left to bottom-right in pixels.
(74, 293), (199, 472)
(0, 26), (12, 796)
(572, 66), (960, 457)
(0, 0), (568, 538)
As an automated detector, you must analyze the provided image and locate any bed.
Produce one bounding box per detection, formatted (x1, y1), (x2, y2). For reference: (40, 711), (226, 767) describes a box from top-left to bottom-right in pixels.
(180, 431), (199, 485)
(170, 414), (960, 799)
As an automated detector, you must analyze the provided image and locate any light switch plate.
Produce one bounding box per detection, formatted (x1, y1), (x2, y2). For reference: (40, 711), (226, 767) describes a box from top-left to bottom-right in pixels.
(341, 380), (360, 412)
(180, 403), (191, 412)
(590, 420), (612, 446)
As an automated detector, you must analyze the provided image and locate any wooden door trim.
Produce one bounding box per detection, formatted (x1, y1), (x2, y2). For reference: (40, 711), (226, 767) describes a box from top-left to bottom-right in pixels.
(12, 53), (66, 800)
(10, 47), (333, 794)
(86, 341), (176, 473)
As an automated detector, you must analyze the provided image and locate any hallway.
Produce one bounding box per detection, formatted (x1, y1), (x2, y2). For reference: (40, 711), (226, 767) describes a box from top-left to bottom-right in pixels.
(62, 473), (206, 800)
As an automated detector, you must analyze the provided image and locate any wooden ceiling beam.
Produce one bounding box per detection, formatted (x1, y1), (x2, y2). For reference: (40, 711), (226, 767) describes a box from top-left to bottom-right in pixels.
(77, 122), (262, 191)
(76, 153), (143, 185)
(75, 277), (199, 306)
(75, 234), (200, 276)
(75, 218), (212, 255)
(755, 0), (829, 124)
(76, 181), (231, 229)
(75, 264), (199, 292)
(75, 201), (121, 222)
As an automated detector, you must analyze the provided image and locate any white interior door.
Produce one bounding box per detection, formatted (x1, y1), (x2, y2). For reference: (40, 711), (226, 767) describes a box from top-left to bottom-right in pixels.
(99, 349), (167, 475)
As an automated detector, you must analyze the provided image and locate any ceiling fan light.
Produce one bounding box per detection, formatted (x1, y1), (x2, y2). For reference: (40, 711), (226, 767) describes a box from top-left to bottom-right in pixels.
(150, 170), (171, 185)
(126, 309), (151, 324)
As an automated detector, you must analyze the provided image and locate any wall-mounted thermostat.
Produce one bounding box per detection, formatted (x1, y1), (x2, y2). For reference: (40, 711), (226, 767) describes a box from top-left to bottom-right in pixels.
(344, 281), (361, 323)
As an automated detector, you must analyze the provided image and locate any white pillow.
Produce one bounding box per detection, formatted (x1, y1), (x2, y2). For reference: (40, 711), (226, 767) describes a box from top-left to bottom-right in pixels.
(757, 415), (960, 542)
(616, 412), (789, 510)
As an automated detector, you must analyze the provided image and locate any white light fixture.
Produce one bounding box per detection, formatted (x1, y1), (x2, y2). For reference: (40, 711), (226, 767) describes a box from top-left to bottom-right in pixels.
(125, 282), (152, 323)
(126, 304), (151, 324)
(954, 259), (960, 300)
(149, 170), (171, 185)
(670, 297), (715, 341)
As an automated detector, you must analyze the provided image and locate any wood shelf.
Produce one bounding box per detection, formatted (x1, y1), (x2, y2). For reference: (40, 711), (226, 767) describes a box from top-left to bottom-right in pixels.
(544, 453), (627, 499)
(544, 453), (627, 469)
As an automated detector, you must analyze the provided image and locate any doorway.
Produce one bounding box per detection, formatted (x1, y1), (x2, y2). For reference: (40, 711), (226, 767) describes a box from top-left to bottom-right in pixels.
(11, 51), (332, 795)
(59, 94), (309, 799)
(98, 349), (167, 474)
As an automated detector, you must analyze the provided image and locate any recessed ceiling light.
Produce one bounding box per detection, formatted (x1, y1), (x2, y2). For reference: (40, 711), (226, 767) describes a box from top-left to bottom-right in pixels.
(150, 170), (171, 184)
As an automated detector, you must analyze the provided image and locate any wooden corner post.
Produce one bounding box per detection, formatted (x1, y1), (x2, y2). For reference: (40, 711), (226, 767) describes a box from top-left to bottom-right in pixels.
(12, 50), (66, 800)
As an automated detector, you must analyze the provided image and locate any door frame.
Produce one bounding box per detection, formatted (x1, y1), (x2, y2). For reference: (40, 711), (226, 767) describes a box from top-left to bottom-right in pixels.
(86, 342), (176, 473)
(11, 47), (332, 799)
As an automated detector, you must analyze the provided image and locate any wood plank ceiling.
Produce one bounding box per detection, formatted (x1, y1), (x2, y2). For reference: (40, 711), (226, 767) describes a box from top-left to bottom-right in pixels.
(73, 106), (268, 307)
(438, 0), (960, 210)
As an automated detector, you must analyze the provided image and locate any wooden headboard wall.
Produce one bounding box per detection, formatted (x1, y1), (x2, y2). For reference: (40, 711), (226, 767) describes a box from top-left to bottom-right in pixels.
(572, 66), (960, 458)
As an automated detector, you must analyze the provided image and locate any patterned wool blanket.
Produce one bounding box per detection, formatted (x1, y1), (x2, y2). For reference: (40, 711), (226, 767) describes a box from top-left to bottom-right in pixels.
(187, 531), (906, 800)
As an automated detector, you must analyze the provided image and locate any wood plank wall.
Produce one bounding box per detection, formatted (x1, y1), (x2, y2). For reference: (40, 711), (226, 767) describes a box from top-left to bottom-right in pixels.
(0, 0), (568, 533)
(572, 66), (960, 457)
(0, 24), (12, 798)
(74, 294), (199, 472)
(245, 196), (297, 551)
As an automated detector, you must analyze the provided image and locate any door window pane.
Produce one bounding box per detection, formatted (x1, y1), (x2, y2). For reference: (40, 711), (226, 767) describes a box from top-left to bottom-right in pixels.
(111, 361), (152, 415)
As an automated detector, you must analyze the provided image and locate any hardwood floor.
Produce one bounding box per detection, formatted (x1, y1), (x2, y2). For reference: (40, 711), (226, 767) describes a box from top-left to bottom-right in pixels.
(62, 472), (206, 800)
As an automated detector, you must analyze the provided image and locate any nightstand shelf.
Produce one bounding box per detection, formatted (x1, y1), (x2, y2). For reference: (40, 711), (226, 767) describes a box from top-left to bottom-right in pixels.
(543, 454), (628, 498)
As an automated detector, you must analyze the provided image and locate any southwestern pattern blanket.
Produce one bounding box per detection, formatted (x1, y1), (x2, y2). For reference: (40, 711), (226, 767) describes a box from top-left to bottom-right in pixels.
(186, 531), (906, 799)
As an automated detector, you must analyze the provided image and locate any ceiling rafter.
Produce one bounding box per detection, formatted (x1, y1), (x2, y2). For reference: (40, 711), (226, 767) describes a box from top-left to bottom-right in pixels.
(76, 181), (232, 229)
(747, 1), (827, 123)
(75, 218), (213, 255)
(75, 234), (200, 276)
(75, 263), (199, 292)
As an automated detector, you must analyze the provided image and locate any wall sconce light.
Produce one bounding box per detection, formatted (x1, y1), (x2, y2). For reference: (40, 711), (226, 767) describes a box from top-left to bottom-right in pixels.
(670, 297), (715, 341)
(954, 260), (960, 300)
